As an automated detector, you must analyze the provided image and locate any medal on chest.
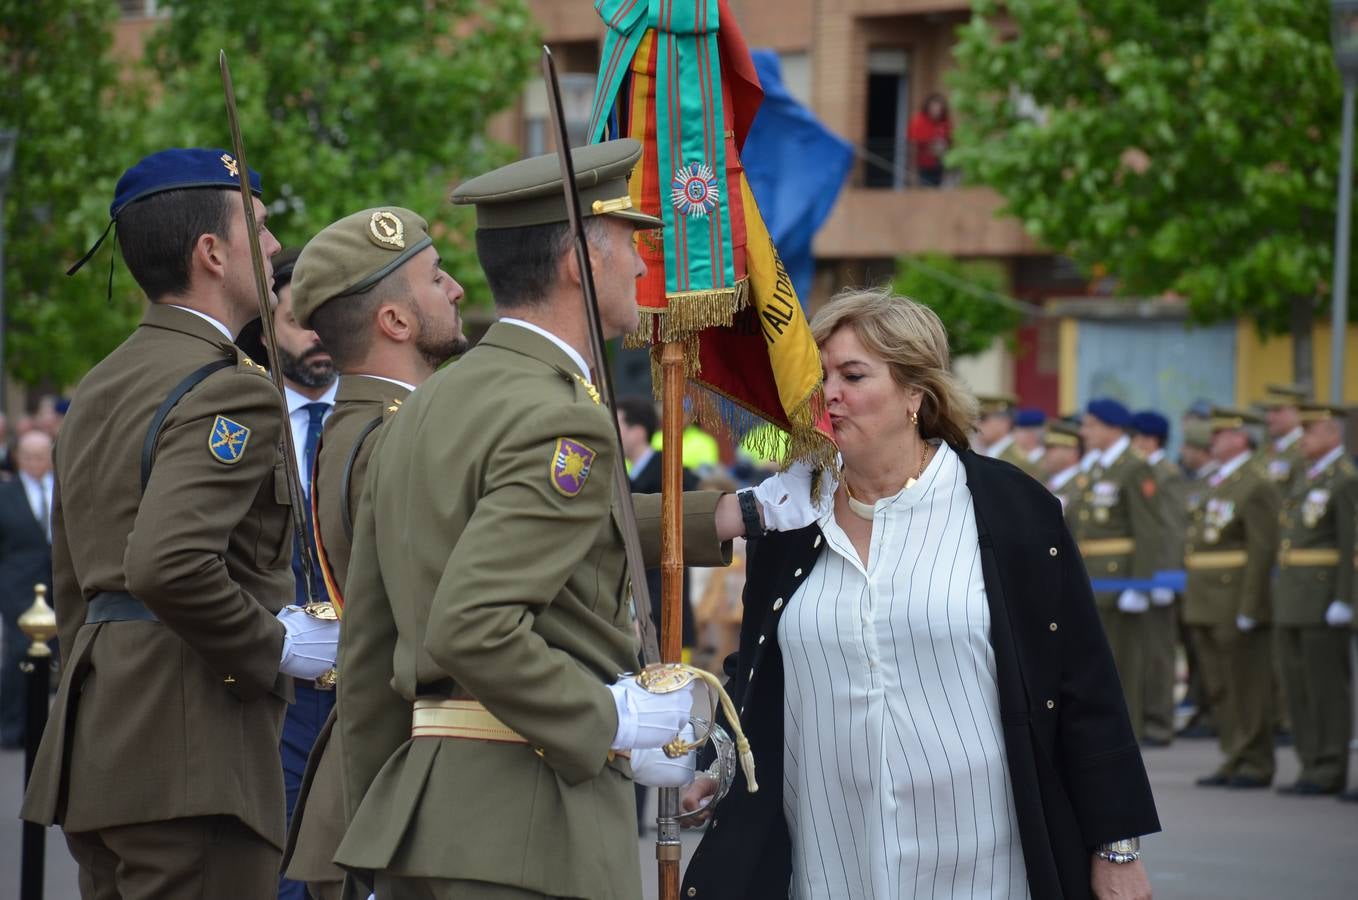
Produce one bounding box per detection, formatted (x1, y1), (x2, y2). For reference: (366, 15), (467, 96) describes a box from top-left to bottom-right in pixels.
(1301, 488), (1331, 529)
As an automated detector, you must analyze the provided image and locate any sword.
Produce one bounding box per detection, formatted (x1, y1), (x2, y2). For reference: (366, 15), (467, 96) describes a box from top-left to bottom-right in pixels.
(218, 50), (321, 612)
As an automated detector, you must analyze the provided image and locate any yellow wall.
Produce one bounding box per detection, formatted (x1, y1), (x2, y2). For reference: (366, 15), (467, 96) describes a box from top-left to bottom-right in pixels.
(1234, 320), (1358, 405)
(1058, 317), (1079, 414)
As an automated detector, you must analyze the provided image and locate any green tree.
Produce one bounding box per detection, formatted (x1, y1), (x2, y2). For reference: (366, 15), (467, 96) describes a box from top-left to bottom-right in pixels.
(141, 0), (539, 305)
(1, 0), (144, 389)
(950, 0), (1345, 387)
(891, 253), (1022, 359)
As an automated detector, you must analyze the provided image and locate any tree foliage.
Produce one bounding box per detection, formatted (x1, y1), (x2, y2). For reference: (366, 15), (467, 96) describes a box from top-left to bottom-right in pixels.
(950, 0), (1346, 360)
(891, 253), (1020, 359)
(1, 0), (143, 389)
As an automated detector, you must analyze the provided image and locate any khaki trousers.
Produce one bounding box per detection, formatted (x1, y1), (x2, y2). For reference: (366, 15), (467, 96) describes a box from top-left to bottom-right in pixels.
(1098, 605), (1147, 739)
(1276, 624), (1352, 789)
(65, 815), (278, 900)
(1143, 602), (1177, 742)
(374, 874), (555, 899)
(1191, 623), (1276, 781)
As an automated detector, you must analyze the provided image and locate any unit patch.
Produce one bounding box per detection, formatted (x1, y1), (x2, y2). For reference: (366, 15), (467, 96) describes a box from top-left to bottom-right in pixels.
(209, 415), (251, 464)
(550, 438), (596, 497)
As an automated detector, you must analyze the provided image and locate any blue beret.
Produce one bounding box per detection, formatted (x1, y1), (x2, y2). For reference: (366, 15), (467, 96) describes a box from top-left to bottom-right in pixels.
(1014, 408), (1046, 428)
(1086, 398), (1131, 428)
(1131, 411), (1169, 440)
(111, 147), (261, 219)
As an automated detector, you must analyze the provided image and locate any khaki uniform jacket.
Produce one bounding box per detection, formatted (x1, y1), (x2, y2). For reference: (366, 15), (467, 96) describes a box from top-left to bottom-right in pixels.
(1150, 456), (1190, 571)
(1069, 445), (1166, 606)
(1183, 456), (1281, 626)
(1273, 454), (1358, 626)
(1000, 440), (1043, 479)
(285, 375), (410, 884)
(334, 322), (730, 899)
(1262, 434), (1305, 497)
(1048, 469), (1085, 529)
(21, 304), (293, 847)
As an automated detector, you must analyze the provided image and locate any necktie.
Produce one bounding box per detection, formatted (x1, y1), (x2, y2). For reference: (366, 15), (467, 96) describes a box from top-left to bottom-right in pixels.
(302, 402), (329, 496)
(293, 402), (330, 605)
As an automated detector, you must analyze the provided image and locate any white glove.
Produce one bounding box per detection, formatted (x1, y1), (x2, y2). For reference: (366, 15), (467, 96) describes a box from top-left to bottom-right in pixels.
(608, 676), (696, 751)
(750, 460), (837, 533)
(1236, 614), (1257, 633)
(630, 724), (698, 787)
(277, 605), (340, 679)
(1117, 590), (1150, 614)
(1150, 588), (1175, 607)
(1325, 601), (1354, 628)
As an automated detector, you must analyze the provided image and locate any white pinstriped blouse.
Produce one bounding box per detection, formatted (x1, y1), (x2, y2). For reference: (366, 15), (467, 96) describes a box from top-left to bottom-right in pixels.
(778, 441), (1030, 900)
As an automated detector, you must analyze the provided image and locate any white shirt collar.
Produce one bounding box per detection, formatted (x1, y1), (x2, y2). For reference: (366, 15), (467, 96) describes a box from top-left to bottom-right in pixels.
(1025, 445), (1044, 463)
(285, 381), (338, 416)
(1147, 448), (1166, 466)
(360, 374), (417, 393)
(168, 305), (234, 340)
(1080, 448), (1101, 472)
(1098, 434), (1131, 468)
(1214, 450), (1253, 482)
(986, 434), (1014, 458)
(1049, 465), (1079, 492)
(1274, 427), (1302, 452)
(499, 318), (590, 379)
(1308, 445), (1345, 479)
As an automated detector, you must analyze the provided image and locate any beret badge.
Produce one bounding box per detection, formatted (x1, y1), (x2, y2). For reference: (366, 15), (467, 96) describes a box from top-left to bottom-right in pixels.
(369, 210), (406, 249)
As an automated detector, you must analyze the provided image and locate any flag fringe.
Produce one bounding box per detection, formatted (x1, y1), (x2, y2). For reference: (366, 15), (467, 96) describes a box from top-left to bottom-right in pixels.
(622, 279), (751, 349)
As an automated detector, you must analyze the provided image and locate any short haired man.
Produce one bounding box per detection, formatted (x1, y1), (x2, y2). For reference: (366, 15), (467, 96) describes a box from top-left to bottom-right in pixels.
(20, 148), (336, 896)
(1040, 417), (1083, 520)
(976, 394), (1033, 474)
(1185, 408), (1281, 789)
(1272, 404), (1356, 795)
(282, 206), (466, 900)
(1260, 384), (1309, 493)
(1071, 398), (1167, 739)
(1011, 407), (1047, 476)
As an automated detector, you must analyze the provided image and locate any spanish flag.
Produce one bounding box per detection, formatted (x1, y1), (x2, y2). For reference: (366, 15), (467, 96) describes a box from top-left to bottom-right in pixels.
(588, 0), (834, 466)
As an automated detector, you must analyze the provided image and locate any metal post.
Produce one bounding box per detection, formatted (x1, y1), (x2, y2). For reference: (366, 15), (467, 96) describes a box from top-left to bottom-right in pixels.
(1332, 80), (1354, 404)
(18, 584), (56, 900)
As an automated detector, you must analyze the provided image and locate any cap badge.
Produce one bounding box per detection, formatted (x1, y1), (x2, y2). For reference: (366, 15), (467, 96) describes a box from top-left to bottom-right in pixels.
(671, 161), (719, 218)
(369, 211), (406, 249)
(220, 154), (239, 177)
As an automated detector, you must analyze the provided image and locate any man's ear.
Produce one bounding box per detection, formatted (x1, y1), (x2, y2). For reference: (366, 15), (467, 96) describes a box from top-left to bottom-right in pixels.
(375, 301), (414, 343)
(194, 232), (228, 283)
(562, 244), (582, 289)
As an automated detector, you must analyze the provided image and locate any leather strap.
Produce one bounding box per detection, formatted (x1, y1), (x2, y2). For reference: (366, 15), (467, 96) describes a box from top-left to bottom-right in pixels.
(140, 357), (234, 492)
(340, 415), (383, 542)
(86, 591), (158, 624)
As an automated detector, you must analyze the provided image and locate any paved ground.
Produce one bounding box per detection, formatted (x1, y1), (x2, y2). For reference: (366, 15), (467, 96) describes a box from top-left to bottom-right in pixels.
(5, 738), (1356, 899)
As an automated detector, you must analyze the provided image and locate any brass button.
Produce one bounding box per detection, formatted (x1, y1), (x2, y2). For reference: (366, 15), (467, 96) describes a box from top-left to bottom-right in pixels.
(1109, 562), (1119, 572)
(688, 889), (698, 898)
(1046, 699), (1055, 709)
(1049, 547), (1058, 557)
(1049, 622), (1058, 632)
(773, 598), (784, 611)
(758, 635), (766, 644)
(813, 535), (822, 548)
(794, 568), (803, 577)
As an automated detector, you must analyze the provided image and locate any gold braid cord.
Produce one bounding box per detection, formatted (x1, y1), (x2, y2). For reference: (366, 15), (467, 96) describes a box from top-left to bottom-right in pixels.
(637, 662), (758, 793)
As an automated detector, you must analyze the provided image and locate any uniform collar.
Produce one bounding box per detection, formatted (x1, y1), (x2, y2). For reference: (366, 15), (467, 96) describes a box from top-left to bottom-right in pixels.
(336, 373), (414, 403)
(167, 304), (234, 340)
(497, 318), (590, 379)
(1049, 465), (1079, 492)
(142, 302), (238, 348)
(1080, 448), (1101, 472)
(1274, 427), (1302, 453)
(1307, 445), (1345, 480)
(1098, 434), (1131, 469)
(480, 319), (591, 381)
(1147, 448), (1166, 466)
(986, 433), (1014, 459)
(1213, 450), (1252, 483)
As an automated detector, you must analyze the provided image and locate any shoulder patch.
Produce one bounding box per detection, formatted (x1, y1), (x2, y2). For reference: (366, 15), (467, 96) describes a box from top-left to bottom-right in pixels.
(1141, 477), (1157, 499)
(209, 415), (251, 464)
(550, 437), (597, 497)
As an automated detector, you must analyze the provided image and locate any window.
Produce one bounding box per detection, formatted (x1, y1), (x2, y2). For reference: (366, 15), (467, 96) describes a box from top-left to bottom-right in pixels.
(863, 48), (910, 189)
(522, 73), (596, 158)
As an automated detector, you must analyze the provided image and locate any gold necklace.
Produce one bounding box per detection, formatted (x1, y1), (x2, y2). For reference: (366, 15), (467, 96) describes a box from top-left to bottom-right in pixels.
(843, 441), (933, 521)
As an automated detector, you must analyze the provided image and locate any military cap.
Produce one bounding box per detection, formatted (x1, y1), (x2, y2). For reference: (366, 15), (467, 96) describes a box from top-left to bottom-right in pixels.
(450, 139), (662, 231)
(1130, 410), (1169, 441)
(976, 393), (1018, 417)
(1086, 398), (1132, 429)
(1209, 406), (1264, 431)
(1298, 402), (1353, 424)
(1258, 383), (1311, 409)
(291, 207), (433, 329)
(1183, 419), (1213, 449)
(272, 247), (302, 294)
(1044, 419), (1081, 448)
(70, 147), (263, 276)
(1014, 408), (1046, 428)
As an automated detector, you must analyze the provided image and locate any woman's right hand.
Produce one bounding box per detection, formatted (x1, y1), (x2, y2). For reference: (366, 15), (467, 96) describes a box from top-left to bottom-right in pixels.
(680, 773), (720, 827)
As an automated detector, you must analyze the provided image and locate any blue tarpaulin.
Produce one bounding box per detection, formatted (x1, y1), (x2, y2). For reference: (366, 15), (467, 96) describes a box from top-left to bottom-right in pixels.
(743, 50), (853, 309)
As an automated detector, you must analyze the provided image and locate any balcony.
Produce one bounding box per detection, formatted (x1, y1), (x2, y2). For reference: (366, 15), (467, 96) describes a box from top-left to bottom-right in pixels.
(812, 185), (1041, 259)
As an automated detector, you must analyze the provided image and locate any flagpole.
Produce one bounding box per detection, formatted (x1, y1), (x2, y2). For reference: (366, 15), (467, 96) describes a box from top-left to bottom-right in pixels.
(656, 340), (686, 899)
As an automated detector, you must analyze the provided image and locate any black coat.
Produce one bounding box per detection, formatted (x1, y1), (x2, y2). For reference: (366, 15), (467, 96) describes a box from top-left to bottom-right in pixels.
(0, 477), (52, 619)
(682, 449), (1160, 900)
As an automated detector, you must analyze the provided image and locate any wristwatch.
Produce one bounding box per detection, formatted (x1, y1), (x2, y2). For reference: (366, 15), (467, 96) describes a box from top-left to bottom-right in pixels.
(737, 489), (767, 539)
(1095, 837), (1140, 864)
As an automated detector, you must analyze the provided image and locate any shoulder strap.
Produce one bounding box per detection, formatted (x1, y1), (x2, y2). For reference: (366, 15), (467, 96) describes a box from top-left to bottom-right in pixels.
(140, 358), (235, 492)
(340, 415), (385, 542)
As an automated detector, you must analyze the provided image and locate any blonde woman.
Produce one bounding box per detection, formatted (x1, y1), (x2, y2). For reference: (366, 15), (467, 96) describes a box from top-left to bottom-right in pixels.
(682, 289), (1158, 900)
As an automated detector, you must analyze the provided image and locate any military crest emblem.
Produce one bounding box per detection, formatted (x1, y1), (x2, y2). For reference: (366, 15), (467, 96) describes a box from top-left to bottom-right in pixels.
(550, 437), (596, 497)
(208, 415), (251, 464)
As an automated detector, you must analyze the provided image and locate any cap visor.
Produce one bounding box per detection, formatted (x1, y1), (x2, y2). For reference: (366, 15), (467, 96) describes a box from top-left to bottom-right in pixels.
(609, 208), (664, 229)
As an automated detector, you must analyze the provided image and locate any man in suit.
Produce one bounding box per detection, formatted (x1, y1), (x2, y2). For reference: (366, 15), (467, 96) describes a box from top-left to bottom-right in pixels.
(1131, 410), (1189, 747)
(334, 140), (815, 898)
(0, 430), (55, 748)
(20, 148), (339, 897)
(1272, 404), (1356, 795)
(1185, 408), (1281, 789)
(1070, 398), (1167, 739)
(282, 205), (467, 900)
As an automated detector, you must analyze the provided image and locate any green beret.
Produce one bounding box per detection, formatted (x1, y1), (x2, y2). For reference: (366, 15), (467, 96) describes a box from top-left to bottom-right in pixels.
(450, 138), (662, 231)
(291, 207), (433, 329)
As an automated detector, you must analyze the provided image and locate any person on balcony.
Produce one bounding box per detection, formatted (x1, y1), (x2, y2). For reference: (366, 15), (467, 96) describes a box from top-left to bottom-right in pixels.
(907, 92), (952, 187)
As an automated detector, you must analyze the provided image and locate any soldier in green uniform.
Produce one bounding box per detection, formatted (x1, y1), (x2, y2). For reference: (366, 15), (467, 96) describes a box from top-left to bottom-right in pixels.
(20, 149), (341, 896)
(333, 139), (823, 899)
(280, 206), (468, 899)
(976, 393), (1043, 478)
(1185, 408), (1281, 789)
(1040, 417), (1084, 523)
(1131, 411), (1189, 747)
(1272, 403), (1356, 795)
(1177, 419), (1219, 738)
(1069, 398), (1166, 739)
(1260, 383), (1309, 495)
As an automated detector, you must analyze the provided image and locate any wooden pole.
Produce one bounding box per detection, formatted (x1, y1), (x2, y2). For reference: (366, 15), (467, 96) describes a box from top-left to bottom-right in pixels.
(656, 339), (686, 900)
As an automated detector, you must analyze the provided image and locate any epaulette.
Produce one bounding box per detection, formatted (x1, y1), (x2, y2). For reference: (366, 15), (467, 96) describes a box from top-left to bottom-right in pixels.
(233, 347), (271, 378)
(384, 396), (403, 417)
